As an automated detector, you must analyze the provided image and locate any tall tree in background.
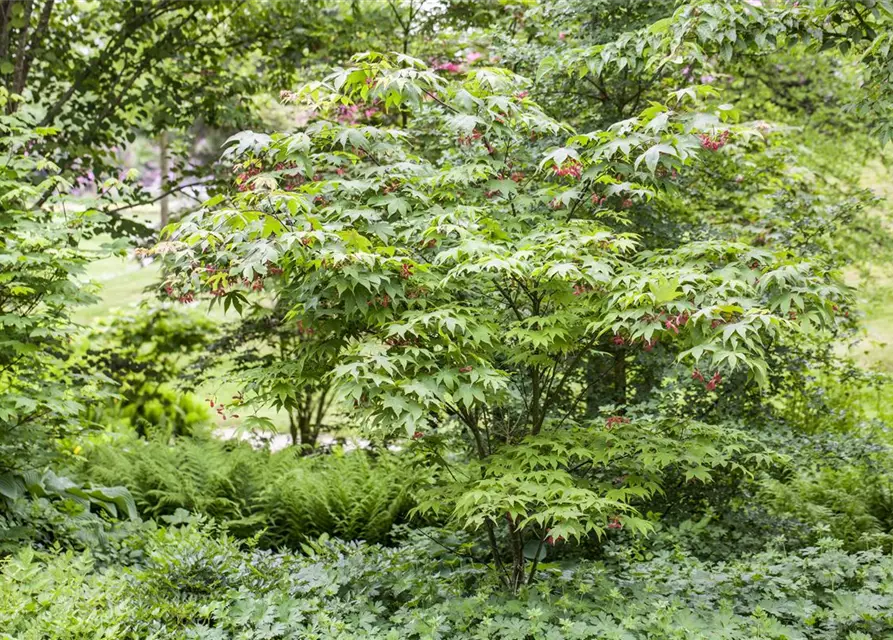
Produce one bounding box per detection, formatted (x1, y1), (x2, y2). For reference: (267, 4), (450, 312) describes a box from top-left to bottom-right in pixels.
(0, 0), (328, 234)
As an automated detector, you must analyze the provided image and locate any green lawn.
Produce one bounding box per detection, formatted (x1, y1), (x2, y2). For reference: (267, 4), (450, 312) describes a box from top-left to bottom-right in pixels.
(75, 256), (161, 323)
(848, 161), (893, 373)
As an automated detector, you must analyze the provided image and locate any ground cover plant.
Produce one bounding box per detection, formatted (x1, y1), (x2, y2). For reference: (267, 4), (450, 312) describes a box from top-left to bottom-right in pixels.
(3, 0), (893, 637)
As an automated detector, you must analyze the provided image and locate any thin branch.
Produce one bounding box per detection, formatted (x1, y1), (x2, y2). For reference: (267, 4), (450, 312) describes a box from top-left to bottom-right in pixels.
(13, 0), (53, 96)
(100, 181), (207, 216)
(6, 0), (32, 110)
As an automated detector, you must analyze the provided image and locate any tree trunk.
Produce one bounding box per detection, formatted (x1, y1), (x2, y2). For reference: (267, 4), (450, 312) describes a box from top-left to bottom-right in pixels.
(288, 409), (299, 447)
(158, 130), (169, 228)
(298, 410), (314, 451)
(585, 355), (601, 418)
(507, 519), (526, 592)
(613, 346), (627, 406)
(5, 0), (32, 114)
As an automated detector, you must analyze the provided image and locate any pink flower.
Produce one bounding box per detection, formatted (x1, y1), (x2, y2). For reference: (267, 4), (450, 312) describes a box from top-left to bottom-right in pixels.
(466, 51), (483, 64)
(558, 32), (566, 40)
(553, 160), (582, 179)
(435, 61), (462, 74)
(698, 131), (730, 151)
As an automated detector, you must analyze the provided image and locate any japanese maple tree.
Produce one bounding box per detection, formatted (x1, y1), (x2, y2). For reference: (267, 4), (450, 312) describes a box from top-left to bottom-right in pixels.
(158, 46), (847, 589)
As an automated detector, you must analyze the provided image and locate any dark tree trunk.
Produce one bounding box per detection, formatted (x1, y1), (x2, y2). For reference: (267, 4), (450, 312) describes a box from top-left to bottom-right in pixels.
(585, 354), (601, 418)
(614, 346), (627, 406)
(158, 130), (169, 227)
(507, 519), (526, 592)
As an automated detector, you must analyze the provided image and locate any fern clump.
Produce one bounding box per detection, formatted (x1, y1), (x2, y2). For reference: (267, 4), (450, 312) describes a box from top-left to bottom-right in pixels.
(260, 450), (414, 547)
(80, 436), (416, 546)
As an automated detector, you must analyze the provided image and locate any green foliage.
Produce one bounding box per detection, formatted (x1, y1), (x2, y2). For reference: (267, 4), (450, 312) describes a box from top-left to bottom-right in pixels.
(545, 1), (893, 138)
(5, 0), (893, 625)
(0, 89), (115, 474)
(83, 437), (263, 528)
(0, 468), (138, 557)
(433, 417), (774, 543)
(261, 451), (415, 546)
(0, 0), (334, 234)
(74, 306), (216, 438)
(81, 436), (417, 546)
(1, 524), (892, 639)
(761, 465), (893, 551)
(189, 299), (338, 449)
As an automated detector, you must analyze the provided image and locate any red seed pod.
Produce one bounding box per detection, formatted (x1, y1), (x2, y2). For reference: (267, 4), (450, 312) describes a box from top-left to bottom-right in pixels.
(545, 531), (564, 545)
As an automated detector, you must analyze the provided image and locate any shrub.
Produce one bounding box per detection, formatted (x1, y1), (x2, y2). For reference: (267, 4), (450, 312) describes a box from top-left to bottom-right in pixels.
(73, 306), (217, 439)
(158, 47), (854, 590)
(83, 436), (264, 531)
(0, 469), (139, 563)
(0, 547), (132, 640)
(81, 437), (418, 546)
(0, 89), (114, 476)
(760, 465), (893, 551)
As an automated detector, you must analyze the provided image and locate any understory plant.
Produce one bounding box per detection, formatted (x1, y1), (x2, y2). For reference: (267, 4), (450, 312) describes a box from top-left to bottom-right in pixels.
(188, 298), (339, 450)
(2, 523), (893, 639)
(81, 436), (416, 546)
(73, 306), (217, 439)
